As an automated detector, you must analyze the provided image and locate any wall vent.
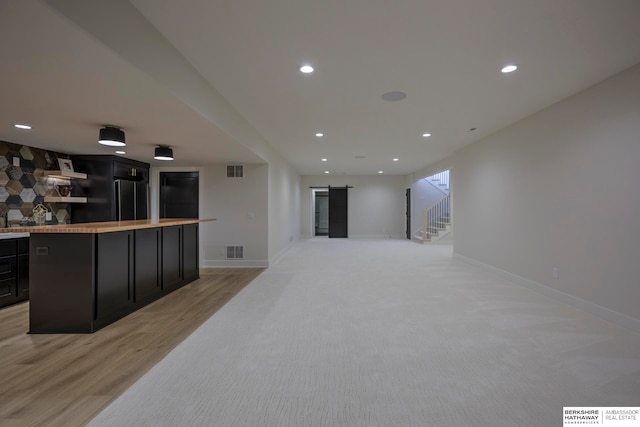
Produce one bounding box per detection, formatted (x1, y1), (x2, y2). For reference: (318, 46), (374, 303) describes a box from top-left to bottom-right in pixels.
(226, 245), (244, 259)
(226, 165), (244, 178)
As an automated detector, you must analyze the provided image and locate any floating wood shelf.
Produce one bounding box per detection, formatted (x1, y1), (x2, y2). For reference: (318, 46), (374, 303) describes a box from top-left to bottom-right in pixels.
(43, 170), (87, 180)
(43, 196), (87, 203)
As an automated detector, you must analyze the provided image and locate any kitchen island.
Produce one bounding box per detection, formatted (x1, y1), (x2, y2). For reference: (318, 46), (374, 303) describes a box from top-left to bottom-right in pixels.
(0, 218), (215, 333)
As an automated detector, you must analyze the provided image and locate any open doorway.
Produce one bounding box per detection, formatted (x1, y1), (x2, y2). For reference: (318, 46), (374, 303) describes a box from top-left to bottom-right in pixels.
(314, 190), (329, 236)
(159, 171), (199, 218)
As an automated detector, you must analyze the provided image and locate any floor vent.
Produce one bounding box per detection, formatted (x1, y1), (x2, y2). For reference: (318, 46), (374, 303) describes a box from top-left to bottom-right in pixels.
(226, 245), (244, 259)
(226, 165), (244, 178)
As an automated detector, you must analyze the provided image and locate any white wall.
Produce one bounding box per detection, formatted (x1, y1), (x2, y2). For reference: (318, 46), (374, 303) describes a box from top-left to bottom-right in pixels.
(151, 164), (269, 267)
(200, 164), (269, 267)
(443, 63), (640, 322)
(267, 154), (301, 264)
(300, 175), (407, 238)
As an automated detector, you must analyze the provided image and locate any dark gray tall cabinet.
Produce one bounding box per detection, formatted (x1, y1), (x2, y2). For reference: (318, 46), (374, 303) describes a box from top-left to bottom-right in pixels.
(71, 155), (150, 223)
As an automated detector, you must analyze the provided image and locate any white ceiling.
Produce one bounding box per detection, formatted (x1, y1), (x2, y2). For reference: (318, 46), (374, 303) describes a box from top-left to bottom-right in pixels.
(2, 0), (640, 174)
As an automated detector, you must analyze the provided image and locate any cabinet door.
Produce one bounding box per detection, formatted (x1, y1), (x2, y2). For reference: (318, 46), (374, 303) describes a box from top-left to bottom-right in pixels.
(16, 237), (29, 301)
(16, 254), (29, 302)
(114, 162), (135, 179)
(0, 255), (17, 308)
(135, 228), (161, 303)
(0, 255), (16, 281)
(182, 223), (199, 281)
(96, 231), (134, 320)
(0, 278), (16, 308)
(162, 226), (182, 291)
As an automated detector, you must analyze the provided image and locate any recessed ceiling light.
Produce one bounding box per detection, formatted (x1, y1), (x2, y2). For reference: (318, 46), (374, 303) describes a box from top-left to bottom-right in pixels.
(14, 124), (31, 130)
(381, 91), (407, 102)
(501, 64), (518, 73)
(115, 150), (126, 154)
(422, 133), (431, 138)
(315, 132), (324, 137)
(300, 65), (314, 74)
(321, 158), (327, 162)
(393, 158), (399, 162)
(378, 171), (384, 174)
(324, 170), (330, 174)
(354, 155), (366, 159)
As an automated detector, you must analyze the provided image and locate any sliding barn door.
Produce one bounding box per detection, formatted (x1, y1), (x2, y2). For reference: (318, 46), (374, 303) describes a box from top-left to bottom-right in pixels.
(328, 187), (348, 238)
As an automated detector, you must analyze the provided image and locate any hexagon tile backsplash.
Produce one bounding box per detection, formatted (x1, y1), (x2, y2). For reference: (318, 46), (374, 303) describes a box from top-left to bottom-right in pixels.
(0, 140), (71, 227)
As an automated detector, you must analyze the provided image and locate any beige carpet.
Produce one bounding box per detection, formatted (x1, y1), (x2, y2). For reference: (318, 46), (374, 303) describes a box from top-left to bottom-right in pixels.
(88, 238), (640, 426)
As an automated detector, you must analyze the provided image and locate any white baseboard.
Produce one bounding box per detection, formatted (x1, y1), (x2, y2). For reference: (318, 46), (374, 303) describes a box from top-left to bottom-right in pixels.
(202, 260), (269, 268)
(454, 253), (640, 334)
(269, 240), (297, 266)
(302, 234), (405, 239)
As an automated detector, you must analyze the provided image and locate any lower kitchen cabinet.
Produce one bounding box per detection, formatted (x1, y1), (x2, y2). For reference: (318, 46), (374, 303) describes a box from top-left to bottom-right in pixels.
(28, 222), (201, 333)
(0, 237), (29, 309)
(182, 223), (199, 282)
(96, 231), (134, 322)
(135, 228), (162, 303)
(162, 226), (182, 291)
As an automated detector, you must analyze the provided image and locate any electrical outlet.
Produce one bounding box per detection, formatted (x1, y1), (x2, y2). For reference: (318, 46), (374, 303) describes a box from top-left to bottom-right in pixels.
(552, 267), (559, 278)
(13, 157), (20, 167)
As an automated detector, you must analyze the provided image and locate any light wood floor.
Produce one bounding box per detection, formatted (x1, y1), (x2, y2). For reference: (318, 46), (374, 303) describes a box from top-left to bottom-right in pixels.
(0, 268), (264, 427)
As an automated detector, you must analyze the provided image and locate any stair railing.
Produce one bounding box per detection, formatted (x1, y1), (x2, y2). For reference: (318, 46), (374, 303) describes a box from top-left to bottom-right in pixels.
(421, 193), (450, 241)
(432, 170), (449, 189)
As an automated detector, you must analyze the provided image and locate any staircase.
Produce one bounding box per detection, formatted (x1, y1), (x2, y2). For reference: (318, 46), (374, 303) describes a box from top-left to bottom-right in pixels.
(424, 170), (449, 194)
(413, 176), (451, 243)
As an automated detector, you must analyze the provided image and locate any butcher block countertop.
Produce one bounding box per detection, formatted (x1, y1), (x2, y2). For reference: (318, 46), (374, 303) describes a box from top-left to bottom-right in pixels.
(0, 218), (215, 234)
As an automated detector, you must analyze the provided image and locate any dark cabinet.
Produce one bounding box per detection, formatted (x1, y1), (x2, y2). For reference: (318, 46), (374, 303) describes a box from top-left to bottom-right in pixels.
(135, 228), (161, 303)
(0, 237), (29, 309)
(182, 223), (199, 282)
(162, 226), (182, 291)
(26, 223), (200, 332)
(71, 155), (150, 223)
(114, 161), (148, 181)
(0, 278), (15, 306)
(17, 255), (29, 300)
(96, 231), (134, 321)
(163, 224), (199, 289)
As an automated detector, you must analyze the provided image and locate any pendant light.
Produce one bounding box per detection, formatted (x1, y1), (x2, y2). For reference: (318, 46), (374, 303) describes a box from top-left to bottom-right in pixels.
(154, 146), (174, 161)
(98, 126), (126, 147)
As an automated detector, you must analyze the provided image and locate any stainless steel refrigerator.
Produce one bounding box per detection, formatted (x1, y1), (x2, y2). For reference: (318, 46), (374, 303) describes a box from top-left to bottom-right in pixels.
(115, 179), (148, 221)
